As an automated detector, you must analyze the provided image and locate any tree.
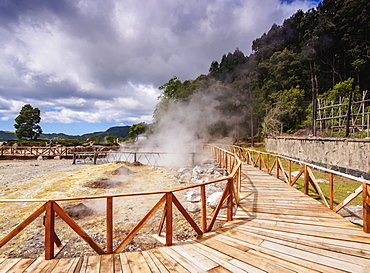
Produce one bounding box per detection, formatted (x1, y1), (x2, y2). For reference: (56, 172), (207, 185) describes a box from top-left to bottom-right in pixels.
(14, 104), (43, 140)
(128, 122), (147, 139)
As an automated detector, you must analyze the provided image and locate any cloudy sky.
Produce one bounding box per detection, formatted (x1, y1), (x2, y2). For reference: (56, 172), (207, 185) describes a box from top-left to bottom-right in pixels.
(0, 0), (319, 135)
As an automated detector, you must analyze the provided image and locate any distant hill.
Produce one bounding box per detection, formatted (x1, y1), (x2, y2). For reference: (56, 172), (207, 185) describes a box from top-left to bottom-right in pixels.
(0, 131), (16, 141)
(0, 126), (131, 141)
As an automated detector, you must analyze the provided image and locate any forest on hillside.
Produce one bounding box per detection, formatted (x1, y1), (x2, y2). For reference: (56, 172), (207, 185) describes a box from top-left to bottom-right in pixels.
(154, 0), (370, 140)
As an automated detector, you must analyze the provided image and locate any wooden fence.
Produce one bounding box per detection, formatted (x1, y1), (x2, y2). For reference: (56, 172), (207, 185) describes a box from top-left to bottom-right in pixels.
(228, 145), (370, 233)
(0, 146), (119, 158)
(0, 145), (241, 260)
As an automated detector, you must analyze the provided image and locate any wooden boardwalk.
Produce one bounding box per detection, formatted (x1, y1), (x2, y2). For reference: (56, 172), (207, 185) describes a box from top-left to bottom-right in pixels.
(1, 164), (370, 272)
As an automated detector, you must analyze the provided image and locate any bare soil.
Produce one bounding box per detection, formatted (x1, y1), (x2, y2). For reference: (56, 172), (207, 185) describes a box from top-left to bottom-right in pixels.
(0, 159), (204, 258)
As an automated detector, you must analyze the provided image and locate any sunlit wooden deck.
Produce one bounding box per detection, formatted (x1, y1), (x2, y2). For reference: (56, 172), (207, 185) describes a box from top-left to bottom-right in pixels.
(1, 164), (370, 272)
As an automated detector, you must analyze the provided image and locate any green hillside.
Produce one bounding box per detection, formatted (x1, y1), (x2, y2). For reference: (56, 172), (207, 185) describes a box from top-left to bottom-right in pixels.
(0, 126), (131, 141)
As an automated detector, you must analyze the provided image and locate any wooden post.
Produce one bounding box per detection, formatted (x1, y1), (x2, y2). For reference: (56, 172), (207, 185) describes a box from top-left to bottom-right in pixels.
(329, 173), (334, 210)
(106, 197), (113, 253)
(200, 185), (207, 233)
(165, 193), (173, 246)
(288, 160), (292, 184)
(259, 154), (262, 170)
(304, 165), (309, 195)
(45, 201), (55, 260)
(276, 157), (280, 179)
(93, 152), (98, 164)
(227, 178), (233, 221)
(363, 182), (370, 233)
(72, 147), (76, 164)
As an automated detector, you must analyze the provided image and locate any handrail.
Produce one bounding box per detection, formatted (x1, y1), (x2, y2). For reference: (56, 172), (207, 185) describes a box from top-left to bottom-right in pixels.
(0, 145), (242, 259)
(228, 144), (370, 233)
(0, 146), (119, 158)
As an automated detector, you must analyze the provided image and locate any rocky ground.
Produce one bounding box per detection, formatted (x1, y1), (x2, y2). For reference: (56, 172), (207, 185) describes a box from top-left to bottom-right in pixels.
(0, 156), (228, 259)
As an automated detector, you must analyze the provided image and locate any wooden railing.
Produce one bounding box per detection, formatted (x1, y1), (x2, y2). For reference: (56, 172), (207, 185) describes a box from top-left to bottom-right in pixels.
(228, 145), (370, 233)
(0, 146), (118, 158)
(0, 145), (241, 259)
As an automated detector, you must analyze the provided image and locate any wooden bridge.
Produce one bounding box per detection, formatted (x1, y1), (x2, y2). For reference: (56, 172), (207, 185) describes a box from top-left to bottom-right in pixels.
(1, 146), (370, 272)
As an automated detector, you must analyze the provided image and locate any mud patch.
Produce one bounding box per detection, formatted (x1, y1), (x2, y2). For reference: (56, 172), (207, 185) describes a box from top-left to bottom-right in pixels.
(63, 203), (95, 218)
(84, 178), (124, 189)
(109, 165), (135, 176)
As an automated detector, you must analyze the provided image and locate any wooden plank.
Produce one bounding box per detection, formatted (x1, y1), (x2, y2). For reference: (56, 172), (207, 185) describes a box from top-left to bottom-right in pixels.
(3, 258), (35, 273)
(0, 259), (21, 273)
(217, 227), (345, 273)
(78, 256), (89, 273)
(85, 255), (101, 273)
(207, 266), (233, 273)
(48, 258), (78, 273)
(125, 252), (152, 273)
(239, 218), (370, 237)
(196, 235), (294, 273)
(100, 254), (114, 273)
(169, 244), (219, 271)
(150, 248), (189, 273)
(234, 206), (343, 219)
(160, 247), (205, 272)
(118, 253), (132, 273)
(67, 257), (83, 273)
(141, 251), (161, 273)
(237, 225), (370, 258)
(239, 220), (370, 244)
(23, 257), (54, 273)
(113, 254), (123, 273)
(260, 240), (365, 272)
(145, 250), (170, 273)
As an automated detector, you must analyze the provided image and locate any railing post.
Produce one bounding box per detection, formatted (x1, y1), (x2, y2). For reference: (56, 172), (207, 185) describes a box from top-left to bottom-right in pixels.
(329, 173), (334, 210)
(304, 165), (309, 195)
(259, 154), (262, 170)
(276, 156), (280, 179)
(200, 185), (207, 233)
(93, 152), (98, 164)
(363, 182), (370, 233)
(106, 197), (113, 253)
(227, 178), (233, 221)
(45, 201), (55, 260)
(72, 147), (76, 164)
(165, 192), (173, 246)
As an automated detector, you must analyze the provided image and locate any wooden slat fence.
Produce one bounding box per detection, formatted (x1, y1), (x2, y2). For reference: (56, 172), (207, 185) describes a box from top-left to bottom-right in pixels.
(0, 145), (241, 260)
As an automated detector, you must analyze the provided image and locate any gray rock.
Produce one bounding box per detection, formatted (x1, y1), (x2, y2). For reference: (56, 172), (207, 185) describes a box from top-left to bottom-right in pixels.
(185, 190), (201, 203)
(338, 205), (363, 218)
(207, 192), (224, 208)
(316, 178), (329, 184)
(184, 202), (201, 213)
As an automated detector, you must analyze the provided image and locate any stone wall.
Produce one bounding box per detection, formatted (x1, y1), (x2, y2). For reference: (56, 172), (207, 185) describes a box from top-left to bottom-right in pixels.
(265, 137), (370, 178)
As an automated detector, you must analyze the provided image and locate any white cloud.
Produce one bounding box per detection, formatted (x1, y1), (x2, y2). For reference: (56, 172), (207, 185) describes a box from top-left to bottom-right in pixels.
(0, 0), (318, 132)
